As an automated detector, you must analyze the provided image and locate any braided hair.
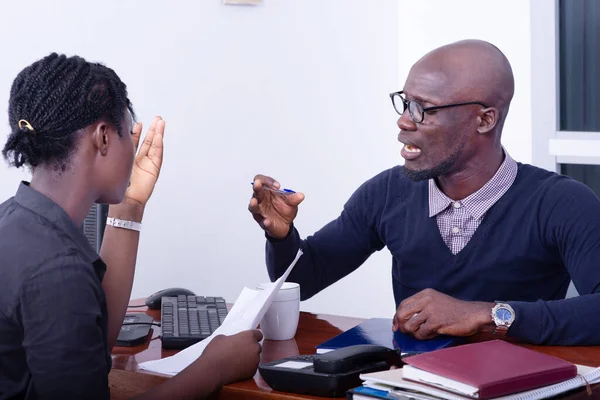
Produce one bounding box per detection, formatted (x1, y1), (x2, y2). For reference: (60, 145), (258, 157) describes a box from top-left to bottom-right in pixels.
(2, 53), (135, 171)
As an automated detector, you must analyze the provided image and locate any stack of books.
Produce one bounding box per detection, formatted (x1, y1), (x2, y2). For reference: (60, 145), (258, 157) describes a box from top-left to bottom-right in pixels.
(347, 340), (600, 400)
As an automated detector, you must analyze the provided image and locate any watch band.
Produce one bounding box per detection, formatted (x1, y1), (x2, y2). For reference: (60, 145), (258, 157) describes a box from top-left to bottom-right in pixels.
(106, 217), (142, 232)
(492, 325), (509, 336)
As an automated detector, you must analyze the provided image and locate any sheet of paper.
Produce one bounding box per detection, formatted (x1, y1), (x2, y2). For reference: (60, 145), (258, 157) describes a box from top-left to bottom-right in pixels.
(138, 248), (303, 376)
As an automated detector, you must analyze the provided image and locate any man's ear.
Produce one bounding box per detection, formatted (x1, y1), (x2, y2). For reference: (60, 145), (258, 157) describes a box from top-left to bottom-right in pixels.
(477, 108), (499, 134)
(92, 122), (110, 156)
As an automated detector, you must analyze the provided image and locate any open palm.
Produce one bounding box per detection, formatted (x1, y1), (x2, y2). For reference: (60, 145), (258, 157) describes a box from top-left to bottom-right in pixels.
(124, 116), (165, 207)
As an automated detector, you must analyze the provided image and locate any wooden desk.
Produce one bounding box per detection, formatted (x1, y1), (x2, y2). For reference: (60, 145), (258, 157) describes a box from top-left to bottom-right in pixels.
(110, 302), (600, 399)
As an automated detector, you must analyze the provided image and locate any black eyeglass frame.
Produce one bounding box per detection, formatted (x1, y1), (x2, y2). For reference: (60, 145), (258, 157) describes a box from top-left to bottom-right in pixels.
(389, 91), (488, 123)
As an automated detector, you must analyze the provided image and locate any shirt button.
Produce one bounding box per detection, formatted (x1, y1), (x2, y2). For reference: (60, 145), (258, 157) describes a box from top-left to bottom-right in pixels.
(452, 226), (460, 234)
(453, 202), (462, 209)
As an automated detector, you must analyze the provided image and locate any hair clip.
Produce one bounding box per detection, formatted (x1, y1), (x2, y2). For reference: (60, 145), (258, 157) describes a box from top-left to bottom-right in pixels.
(18, 119), (35, 134)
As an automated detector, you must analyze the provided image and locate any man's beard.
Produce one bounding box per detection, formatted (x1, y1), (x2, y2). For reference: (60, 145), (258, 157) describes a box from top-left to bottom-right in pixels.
(402, 141), (465, 181)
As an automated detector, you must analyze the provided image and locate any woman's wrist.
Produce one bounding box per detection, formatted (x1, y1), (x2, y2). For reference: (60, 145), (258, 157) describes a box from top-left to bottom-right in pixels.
(108, 202), (145, 223)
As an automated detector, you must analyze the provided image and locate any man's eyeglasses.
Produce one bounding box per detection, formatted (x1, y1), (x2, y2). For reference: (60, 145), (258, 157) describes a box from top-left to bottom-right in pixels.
(389, 91), (488, 123)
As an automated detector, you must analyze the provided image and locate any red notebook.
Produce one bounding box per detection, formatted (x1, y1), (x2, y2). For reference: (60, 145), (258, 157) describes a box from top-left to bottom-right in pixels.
(402, 340), (577, 399)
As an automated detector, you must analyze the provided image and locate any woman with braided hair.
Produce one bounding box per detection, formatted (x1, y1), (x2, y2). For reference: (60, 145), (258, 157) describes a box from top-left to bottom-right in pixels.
(0, 53), (262, 400)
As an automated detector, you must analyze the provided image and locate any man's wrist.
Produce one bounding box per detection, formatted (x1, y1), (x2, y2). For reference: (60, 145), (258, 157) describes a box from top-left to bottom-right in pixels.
(475, 302), (496, 334)
(108, 203), (145, 223)
(266, 224), (293, 242)
(489, 302), (516, 336)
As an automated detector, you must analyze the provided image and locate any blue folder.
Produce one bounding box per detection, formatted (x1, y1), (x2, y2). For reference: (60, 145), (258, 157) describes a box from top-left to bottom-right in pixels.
(316, 318), (461, 355)
(346, 385), (398, 399)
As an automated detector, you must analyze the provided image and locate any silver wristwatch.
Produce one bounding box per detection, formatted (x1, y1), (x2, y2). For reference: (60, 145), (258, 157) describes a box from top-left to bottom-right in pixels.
(106, 217), (142, 232)
(491, 302), (515, 336)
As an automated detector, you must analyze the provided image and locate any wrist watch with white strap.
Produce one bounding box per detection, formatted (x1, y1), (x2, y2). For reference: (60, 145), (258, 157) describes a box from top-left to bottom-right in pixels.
(106, 217), (142, 232)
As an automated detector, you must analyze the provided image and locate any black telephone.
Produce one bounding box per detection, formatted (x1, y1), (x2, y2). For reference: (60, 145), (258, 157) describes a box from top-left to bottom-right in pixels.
(258, 344), (403, 398)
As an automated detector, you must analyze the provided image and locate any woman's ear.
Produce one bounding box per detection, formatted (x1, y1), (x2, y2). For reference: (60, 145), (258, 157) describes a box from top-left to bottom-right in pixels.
(92, 122), (110, 156)
(477, 107), (499, 134)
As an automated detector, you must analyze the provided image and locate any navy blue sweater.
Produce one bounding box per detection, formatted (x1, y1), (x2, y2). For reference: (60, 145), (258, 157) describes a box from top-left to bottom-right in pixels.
(266, 164), (600, 345)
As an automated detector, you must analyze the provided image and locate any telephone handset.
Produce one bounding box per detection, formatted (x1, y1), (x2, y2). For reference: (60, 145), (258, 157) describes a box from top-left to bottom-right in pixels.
(259, 344), (403, 398)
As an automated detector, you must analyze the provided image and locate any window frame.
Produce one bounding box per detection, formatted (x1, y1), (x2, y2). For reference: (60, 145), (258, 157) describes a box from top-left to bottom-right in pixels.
(531, 0), (600, 170)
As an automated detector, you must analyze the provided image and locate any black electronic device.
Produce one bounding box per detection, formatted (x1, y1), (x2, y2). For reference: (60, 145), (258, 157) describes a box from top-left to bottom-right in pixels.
(83, 204), (108, 252)
(258, 344), (403, 398)
(145, 287), (196, 309)
(160, 295), (228, 349)
(116, 313), (154, 347)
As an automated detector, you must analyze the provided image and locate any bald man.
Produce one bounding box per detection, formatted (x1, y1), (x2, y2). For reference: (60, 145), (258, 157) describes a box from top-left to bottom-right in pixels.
(249, 40), (600, 345)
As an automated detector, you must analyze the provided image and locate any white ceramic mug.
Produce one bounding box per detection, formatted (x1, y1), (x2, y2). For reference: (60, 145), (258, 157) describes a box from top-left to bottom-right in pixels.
(256, 282), (300, 340)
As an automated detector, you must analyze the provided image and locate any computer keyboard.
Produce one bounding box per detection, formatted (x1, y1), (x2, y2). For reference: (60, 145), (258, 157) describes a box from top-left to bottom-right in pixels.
(161, 295), (228, 349)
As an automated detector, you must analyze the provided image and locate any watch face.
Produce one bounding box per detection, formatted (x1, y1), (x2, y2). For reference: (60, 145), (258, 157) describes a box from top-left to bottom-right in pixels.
(495, 307), (513, 322)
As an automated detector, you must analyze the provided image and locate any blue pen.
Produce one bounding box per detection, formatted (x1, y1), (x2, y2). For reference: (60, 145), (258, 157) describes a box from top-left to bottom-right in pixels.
(251, 182), (296, 195)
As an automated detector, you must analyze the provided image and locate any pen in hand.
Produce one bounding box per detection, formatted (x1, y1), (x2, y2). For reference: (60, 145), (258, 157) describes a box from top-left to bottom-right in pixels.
(251, 182), (296, 195)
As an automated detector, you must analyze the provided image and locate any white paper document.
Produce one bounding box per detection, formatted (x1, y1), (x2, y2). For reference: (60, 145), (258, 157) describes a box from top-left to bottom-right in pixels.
(360, 364), (600, 400)
(138, 249), (303, 376)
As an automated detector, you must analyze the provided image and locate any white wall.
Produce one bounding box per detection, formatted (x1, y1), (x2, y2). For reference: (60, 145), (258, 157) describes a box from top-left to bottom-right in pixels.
(0, 1), (533, 319)
(0, 0), (400, 318)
